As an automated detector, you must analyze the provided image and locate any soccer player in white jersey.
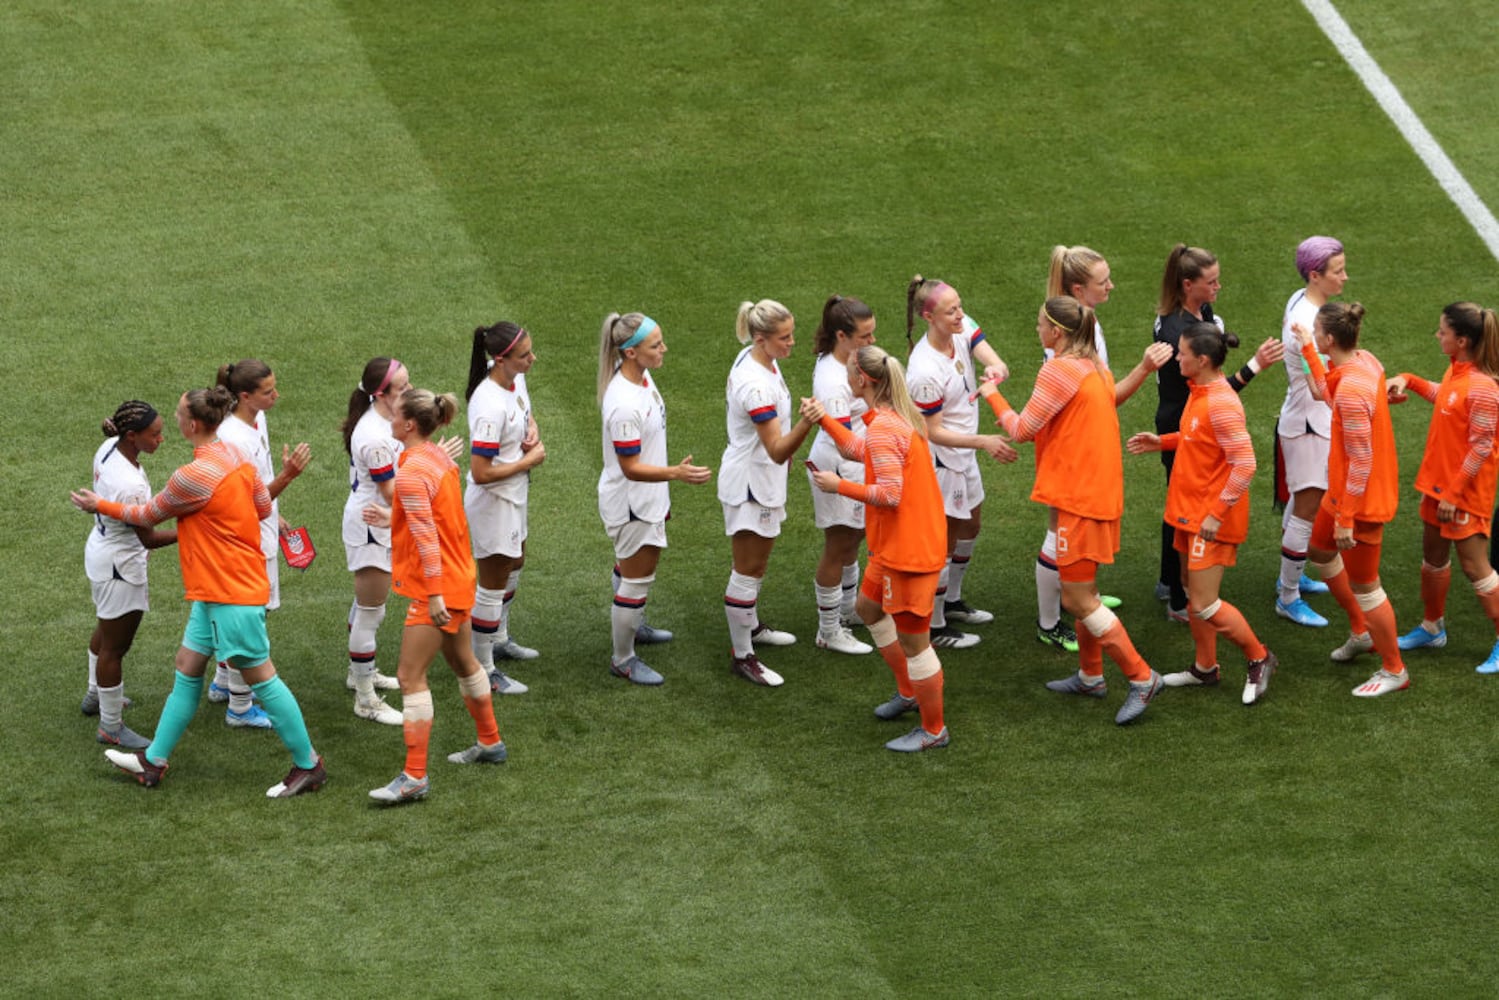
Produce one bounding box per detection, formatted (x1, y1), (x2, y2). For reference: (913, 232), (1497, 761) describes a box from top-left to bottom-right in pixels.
(82, 401), (177, 748)
(1273, 236), (1348, 627)
(214, 359), (311, 728)
(903, 275), (1017, 649)
(336, 357), (415, 726)
(720, 298), (820, 686)
(805, 294), (877, 657)
(465, 321), (546, 695)
(597, 312), (713, 685)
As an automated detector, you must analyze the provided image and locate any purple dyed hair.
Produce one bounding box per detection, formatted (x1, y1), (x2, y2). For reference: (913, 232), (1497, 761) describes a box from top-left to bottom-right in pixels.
(1295, 236), (1344, 281)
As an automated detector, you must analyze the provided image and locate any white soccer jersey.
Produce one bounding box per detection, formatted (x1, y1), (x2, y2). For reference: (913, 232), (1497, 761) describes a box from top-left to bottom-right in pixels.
(342, 407), (402, 547)
(907, 320), (983, 472)
(466, 373), (532, 503)
(808, 352), (868, 476)
(1278, 288), (1333, 438)
(718, 346), (792, 508)
(598, 369), (670, 528)
(217, 409), (278, 557)
(84, 438), (152, 585)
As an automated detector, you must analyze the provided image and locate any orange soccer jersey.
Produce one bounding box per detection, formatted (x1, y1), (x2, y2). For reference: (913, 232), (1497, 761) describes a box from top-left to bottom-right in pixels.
(1161, 377), (1254, 544)
(821, 410), (946, 573)
(98, 440), (270, 606)
(1304, 344), (1399, 527)
(390, 441), (477, 608)
(1405, 361), (1499, 518)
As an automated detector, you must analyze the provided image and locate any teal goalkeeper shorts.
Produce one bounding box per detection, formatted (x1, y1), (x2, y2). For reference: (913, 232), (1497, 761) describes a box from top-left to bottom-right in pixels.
(182, 601), (271, 668)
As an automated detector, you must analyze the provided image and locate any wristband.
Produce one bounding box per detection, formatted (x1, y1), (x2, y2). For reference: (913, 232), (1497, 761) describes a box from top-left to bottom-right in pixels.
(1246, 355), (1263, 375)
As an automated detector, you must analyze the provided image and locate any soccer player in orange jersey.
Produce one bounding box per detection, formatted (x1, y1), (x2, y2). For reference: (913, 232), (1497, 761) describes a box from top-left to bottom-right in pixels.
(71, 386), (325, 797)
(368, 389), (507, 804)
(1386, 303), (1499, 674)
(806, 344), (951, 752)
(1128, 324), (1278, 706)
(983, 297), (1170, 725)
(1287, 304), (1407, 696)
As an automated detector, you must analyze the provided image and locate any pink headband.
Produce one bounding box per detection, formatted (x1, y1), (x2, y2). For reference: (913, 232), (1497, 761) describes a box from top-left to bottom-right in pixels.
(494, 329), (528, 359)
(374, 359), (405, 396)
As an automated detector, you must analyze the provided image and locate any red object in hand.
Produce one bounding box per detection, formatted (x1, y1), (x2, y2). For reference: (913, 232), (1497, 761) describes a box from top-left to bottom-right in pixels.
(280, 526), (316, 570)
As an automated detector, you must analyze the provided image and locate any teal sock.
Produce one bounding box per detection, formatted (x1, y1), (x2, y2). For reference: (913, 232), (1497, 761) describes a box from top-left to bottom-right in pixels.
(251, 675), (316, 769)
(145, 671), (204, 765)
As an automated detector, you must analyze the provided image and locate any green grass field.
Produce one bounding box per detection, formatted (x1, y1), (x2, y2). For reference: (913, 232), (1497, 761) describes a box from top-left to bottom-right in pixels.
(6, 1), (1499, 995)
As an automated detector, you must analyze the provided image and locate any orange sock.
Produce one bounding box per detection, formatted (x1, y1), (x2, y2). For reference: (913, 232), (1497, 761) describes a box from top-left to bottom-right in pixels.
(403, 717), (432, 780)
(1421, 563), (1451, 623)
(878, 643), (916, 699)
(1476, 585), (1499, 634)
(1075, 618), (1104, 679)
(1205, 600), (1267, 662)
(911, 671), (945, 735)
(1100, 621), (1151, 682)
(1323, 568), (1367, 635)
(463, 695), (501, 746)
(1188, 614), (1218, 668)
(1364, 598), (1405, 674)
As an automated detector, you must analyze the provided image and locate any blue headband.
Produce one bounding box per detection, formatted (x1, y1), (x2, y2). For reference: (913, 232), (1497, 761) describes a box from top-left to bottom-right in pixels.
(621, 316), (658, 350)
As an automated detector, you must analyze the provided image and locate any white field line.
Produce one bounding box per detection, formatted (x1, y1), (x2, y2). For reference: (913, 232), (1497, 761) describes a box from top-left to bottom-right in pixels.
(1301, 0), (1499, 261)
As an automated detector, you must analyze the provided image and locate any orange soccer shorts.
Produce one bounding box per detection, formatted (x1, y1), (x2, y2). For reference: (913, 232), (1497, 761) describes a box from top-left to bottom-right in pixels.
(1055, 511), (1119, 578)
(1174, 527), (1239, 571)
(862, 555), (941, 633)
(404, 598), (471, 635)
(1310, 509), (1386, 582)
(1419, 494), (1490, 541)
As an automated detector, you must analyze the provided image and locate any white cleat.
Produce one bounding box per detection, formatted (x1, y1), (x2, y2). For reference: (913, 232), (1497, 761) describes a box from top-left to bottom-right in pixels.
(354, 694), (403, 726)
(816, 627), (873, 655)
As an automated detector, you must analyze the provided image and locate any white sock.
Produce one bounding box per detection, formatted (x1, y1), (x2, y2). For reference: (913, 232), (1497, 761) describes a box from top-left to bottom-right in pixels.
(226, 666), (253, 714)
(499, 569), (522, 644)
(815, 581), (842, 635)
(948, 538), (976, 601)
(87, 650), (99, 695)
(1036, 530), (1061, 630)
(612, 575), (652, 665)
(840, 563), (860, 621)
(348, 602), (385, 698)
(1279, 515), (1313, 601)
(725, 570), (761, 657)
(98, 682), (125, 730)
(213, 661), (230, 690)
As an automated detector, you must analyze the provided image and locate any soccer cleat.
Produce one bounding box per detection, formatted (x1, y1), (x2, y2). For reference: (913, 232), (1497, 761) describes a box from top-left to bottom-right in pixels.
(80, 690), (132, 716)
(1162, 664), (1220, 688)
(1045, 672), (1107, 698)
(841, 612), (865, 630)
(1298, 573), (1330, 595)
(369, 772), (429, 804)
(943, 599), (993, 624)
(353, 694), (403, 726)
(873, 692), (918, 720)
(1154, 581), (1172, 602)
(226, 705), (273, 729)
(885, 725), (950, 753)
(1330, 632), (1375, 662)
(750, 623), (797, 646)
(929, 625), (979, 649)
(447, 740), (508, 764)
(610, 656), (665, 686)
(816, 627), (873, 655)
(1353, 669), (1410, 697)
(96, 723), (151, 749)
(635, 622), (674, 645)
(105, 748), (166, 787)
(1166, 604), (1190, 624)
(1242, 651), (1277, 706)
(207, 682), (231, 703)
(494, 638), (540, 661)
(1036, 621), (1080, 653)
(266, 756), (327, 798)
(1476, 639), (1499, 675)
(346, 670), (400, 692)
(1275, 597), (1329, 628)
(489, 669), (529, 696)
(730, 652), (785, 687)
(1397, 622), (1447, 651)
(1099, 594), (1123, 610)
(1115, 670), (1163, 725)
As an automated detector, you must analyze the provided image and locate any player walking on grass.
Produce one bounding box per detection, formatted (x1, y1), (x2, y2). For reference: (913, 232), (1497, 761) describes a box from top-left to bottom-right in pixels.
(1128, 324), (1278, 706)
(806, 345), (950, 751)
(983, 297), (1165, 725)
(1274, 236), (1349, 628)
(1151, 245), (1283, 625)
(719, 299), (819, 687)
(80, 401), (176, 749)
(339, 357), (416, 726)
(210, 359), (311, 729)
(367, 390), (507, 804)
(465, 321), (544, 695)
(904, 275), (1017, 649)
(71, 386), (326, 797)
(1288, 304), (1408, 696)
(597, 312), (712, 686)
(1386, 303), (1499, 674)
(805, 294), (877, 658)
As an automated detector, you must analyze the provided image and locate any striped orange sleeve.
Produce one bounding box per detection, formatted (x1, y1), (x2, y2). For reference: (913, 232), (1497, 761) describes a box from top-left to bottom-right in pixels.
(397, 449), (445, 591)
(1461, 376), (1499, 483)
(818, 413), (866, 462)
(998, 361), (1080, 442)
(1403, 373), (1438, 403)
(836, 417), (906, 508)
(1334, 367), (1377, 523)
(1208, 393), (1255, 521)
(98, 457), (217, 526)
(1301, 343), (1329, 400)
